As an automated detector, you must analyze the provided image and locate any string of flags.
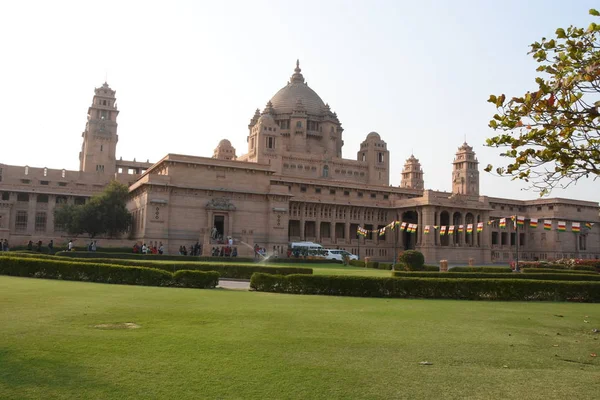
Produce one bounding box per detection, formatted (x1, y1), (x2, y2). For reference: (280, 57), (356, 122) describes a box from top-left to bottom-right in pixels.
(356, 216), (595, 237)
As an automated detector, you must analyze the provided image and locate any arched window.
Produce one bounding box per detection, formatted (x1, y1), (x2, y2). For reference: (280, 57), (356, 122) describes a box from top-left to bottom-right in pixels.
(322, 165), (329, 178)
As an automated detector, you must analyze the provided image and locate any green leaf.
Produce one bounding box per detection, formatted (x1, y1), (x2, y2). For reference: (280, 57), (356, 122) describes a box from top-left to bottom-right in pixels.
(590, 9), (599, 16)
(556, 28), (566, 38)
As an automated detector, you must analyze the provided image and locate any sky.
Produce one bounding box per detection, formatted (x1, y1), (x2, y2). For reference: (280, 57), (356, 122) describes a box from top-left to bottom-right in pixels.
(0, 0), (598, 202)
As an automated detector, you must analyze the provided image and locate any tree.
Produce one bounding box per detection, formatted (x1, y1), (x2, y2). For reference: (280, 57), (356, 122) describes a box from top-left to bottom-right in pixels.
(485, 9), (600, 195)
(54, 181), (132, 238)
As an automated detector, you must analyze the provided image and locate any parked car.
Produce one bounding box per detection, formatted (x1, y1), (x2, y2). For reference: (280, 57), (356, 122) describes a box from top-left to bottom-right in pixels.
(322, 249), (358, 261)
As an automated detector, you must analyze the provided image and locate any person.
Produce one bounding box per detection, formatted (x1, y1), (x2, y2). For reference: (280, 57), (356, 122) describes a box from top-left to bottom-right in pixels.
(254, 244), (259, 260)
(158, 243), (164, 255)
(142, 243), (147, 254)
(88, 242), (93, 252)
(37, 240), (42, 252)
(211, 226), (218, 240)
(27, 240), (33, 251)
(92, 241), (97, 252)
(228, 236), (233, 247)
(182, 245), (187, 256)
(68, 240), (73, 251)
(3, 239), (9, 252)
(48, 240), (54, 254)
(232, 247), (238, 257)
(133, 243), (139, 253)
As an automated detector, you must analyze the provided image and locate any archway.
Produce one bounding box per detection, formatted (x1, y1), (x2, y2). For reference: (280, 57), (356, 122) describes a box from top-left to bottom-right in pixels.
(440, 211), (450, 246)
(401, 211), (418, 250)
(452, 212), (462, 246)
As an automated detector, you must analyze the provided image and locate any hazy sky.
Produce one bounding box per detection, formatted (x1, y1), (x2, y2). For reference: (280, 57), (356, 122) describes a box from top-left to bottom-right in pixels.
(1, 0), (598, 202)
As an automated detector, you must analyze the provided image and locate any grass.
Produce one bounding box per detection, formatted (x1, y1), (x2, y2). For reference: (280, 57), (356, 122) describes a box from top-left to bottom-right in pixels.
(1, 277), (598, 399)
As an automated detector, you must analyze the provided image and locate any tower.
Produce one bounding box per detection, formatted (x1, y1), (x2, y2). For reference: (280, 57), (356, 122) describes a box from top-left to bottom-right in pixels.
(79, 82), (119, 176)
(357, 132), (390, 185)
(400, 154), (424, 189)
(452, 142), (479, 196)
(213, 139), (237, 160)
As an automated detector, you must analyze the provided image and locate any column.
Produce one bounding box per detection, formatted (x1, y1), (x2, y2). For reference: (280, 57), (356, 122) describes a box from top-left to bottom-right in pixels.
(299, 203), (306, 241)
(315, 205), (321, 242)
(47, 195), (56, 235)
(345, 206), (351, 244)
(27, 195), (36, 235)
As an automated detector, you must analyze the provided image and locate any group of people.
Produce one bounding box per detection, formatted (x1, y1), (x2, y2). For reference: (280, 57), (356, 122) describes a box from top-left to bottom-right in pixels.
(211, 246), (238, 257)
(178, 242), (202, 256)
(133, 243), (165, 255)
(25, 239), (54, 253)
(0, 239), (8, 251)
(254, 244), (267, 259)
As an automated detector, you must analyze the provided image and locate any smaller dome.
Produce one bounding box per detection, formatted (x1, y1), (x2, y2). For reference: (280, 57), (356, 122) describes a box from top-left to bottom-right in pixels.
(218, 139), (232, 147)
(258, 113), (275, 124)
(366, 132), (380, 140)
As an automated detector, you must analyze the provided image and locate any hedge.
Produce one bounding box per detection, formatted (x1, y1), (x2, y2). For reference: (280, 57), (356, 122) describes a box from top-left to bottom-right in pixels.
(0, 256), (218, 289)
(449, 266), (513, 273)
(55, 251), (255, 263)
(392, 271), (600, 281)
(398, 250), (425, 270)
(522, 268), (598, 275)
(42, 255), (313, 279)
(250, 273), (600, 302)
(172, 270), (219, 288)
(424, 265), (440, 272)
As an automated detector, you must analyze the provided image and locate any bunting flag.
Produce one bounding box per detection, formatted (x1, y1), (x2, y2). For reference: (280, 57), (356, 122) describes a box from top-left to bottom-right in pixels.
(477, 222), (484, 232)
(586, 222), (594, 230)
(448, 225), (455, 235)
(433, 226), (439, 230)
(544, 220), (552, 230)
(379, 227), (386, 236)
(409, 224), (417, 233)
(499, 218), (506, 229)
(487, 220), (493, 225)
(572, 222), (580, 233)
(424, 225), (430, 234)
(357, 228), (367, 237)
(558, 221), (566, 232)
(529, 218), (538, 228)
(458, 225), (464, 233)
(440, 226), (447, 236)
(401, 222), (407, 231)
(395, 220), (401, 227)
(517, 216), (525, 227)
(466, 224), (473, 234)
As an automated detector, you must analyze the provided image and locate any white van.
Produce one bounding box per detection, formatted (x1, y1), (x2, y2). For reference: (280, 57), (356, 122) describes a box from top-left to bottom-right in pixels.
(322, 249), (358, 261)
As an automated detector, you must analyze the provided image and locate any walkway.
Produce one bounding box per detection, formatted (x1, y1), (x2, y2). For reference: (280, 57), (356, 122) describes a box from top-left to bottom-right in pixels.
(218, 279), (251, 290)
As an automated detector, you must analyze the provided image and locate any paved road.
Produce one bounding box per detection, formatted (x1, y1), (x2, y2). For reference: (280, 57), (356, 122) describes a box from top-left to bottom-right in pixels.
(218, 279), (251, 290)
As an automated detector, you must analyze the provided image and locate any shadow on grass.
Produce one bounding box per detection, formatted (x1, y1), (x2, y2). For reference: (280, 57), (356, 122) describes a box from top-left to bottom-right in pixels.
(0, 347), (124, 397)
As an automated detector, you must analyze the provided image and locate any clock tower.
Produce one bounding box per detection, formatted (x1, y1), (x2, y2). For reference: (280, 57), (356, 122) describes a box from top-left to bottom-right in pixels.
(79, 82), (119, 176)
(451, 142), (479, 196)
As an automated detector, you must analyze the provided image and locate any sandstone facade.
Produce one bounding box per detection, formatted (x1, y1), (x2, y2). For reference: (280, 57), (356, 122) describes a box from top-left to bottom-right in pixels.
(1, 63), (598, 263)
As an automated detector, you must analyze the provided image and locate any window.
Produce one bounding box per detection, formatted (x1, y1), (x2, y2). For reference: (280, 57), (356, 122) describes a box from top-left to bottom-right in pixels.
(25, 166), (29, 175)
(40, 181), (49, 185)
(548, 205), (554, 210)
(577, 207), (581, 212)
(1, 192), (9, 201)
(250, 137), (255, 149)
(537, 206), (542, 211)
(267, 137), (275, 149)
(43, 167), (47, 177)
(61, 169), (66, 178)
(491, 232), (499, 245)
(378, 152), (384, 163)
(101, 145), (103, 152)
(300, 186), (307, 193)
(96, 165), (104, 172)
(279, 120), (290, 129)
(358, 192), (363, 198)
(101, 110), (108, 120)
(37, 194), (49, 203)
(15, 211), (28, 231)
(35, 212), (47, 232)
(322, 165), (329, 178)
(330, 189), (336, 195)
(510, 233), (516, 246)
(17, 193), (29, 202)
(296, 121), (302, 128)
(344, 191), (350, 196)
(56, 196), (68, 204)
(383, 195), (389, 200)
(370, 193), (376, 199)
(501, 232), (508, 245)
(74, 197), (86, 205)
(58, 182), (67, 187)
(21, 179), (30, 184)
(315, 188), (321, 194)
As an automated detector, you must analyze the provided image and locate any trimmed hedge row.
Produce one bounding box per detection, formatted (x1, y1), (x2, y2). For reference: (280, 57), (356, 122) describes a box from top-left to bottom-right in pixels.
(250, 273), (600, 302)
(392, 271), (600, 281)
(0, 256), (218, 288)
(47, 255), (313, 279)
(521, 268), (599, 275)
(55, 251), (255, 263)
(450, 266), (513, 273)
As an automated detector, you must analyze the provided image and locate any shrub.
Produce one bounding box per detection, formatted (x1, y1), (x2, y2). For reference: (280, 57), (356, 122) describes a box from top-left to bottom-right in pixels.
(378, 262), (392, 270)
(250, 273), (600, 302)
(450, 266), (513, 273)
(0, 256), (172, 286)
(349, 260), (363, 267)
(392, 271), (600, 281)
(423, 265), (440, 272)
(366, 261), (379, 269)
(277, 258), (340, 264)
(397, 250), (425, 271)
(172, 270), (219, 288)
(42, 256), (313, 279)
(55, 251), (255, 263)
(0, 256), (222, 289)
(571, 265), (597, 272)
(522, 268), (598, 275)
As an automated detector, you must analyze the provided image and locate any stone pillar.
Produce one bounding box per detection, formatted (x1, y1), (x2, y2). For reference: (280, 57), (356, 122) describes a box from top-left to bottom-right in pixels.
(299, 203), (305, 241)
(27, 195), (36, 235)
(47, 195), (56, 235)
(315, 205), (321, 242)
(345, 221), (350, 244)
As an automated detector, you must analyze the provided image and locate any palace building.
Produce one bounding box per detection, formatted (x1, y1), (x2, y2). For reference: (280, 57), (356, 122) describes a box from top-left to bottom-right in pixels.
(1, 62), (599, 263)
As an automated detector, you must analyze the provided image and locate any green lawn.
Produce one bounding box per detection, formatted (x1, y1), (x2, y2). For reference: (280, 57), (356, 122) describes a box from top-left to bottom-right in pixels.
(1, 276), (598, 399)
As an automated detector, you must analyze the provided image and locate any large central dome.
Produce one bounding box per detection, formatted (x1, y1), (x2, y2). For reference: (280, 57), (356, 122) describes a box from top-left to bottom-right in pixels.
(269, 60), (326, 115)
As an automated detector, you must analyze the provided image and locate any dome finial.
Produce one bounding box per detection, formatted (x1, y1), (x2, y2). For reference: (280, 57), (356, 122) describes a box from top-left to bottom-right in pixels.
(291, 59), (304, 83)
